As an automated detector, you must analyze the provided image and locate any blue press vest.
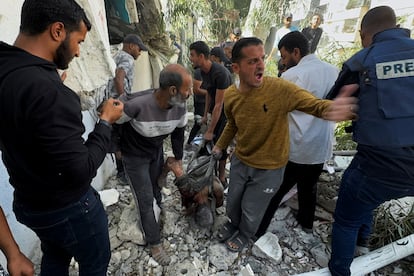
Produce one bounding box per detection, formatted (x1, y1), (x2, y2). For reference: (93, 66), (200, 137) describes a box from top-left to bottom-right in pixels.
(346, 28), (414, 147)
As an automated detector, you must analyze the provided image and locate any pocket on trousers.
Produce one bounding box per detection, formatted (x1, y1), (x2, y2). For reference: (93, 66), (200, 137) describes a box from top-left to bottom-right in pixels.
(31, 218), (78, 247)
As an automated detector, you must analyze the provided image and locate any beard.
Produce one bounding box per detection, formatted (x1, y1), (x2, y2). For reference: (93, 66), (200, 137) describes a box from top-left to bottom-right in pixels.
(168, 94), (186, 108)
(55, 36), (73, 70)
(285, 59), (298, 70)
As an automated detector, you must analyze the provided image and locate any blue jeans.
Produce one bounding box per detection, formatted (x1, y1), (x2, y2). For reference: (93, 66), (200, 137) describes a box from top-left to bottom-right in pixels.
(328, 155), (414, 276)
(13, 187), (110, 276)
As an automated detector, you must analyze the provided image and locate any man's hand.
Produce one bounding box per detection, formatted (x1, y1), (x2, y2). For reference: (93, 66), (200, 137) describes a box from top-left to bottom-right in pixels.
(7, 251), (34, 276)
(203, 131), (214, 142)
(211, 146), (223, 160)
(323, 84), (359, 122)
(99, 98), (124, 124)
(166, 157), (184, 178)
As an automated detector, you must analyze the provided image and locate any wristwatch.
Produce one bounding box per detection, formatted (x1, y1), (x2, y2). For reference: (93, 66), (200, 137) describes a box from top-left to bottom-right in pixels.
(97, 118), (112, 129)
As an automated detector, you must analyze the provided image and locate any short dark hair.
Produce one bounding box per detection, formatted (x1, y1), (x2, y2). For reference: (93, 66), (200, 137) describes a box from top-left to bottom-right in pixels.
(210, 47), (225, 61)
(361, 6), (396, 35)
(159, 69), (183, 90)
(278, 31), (310, 56)
(189, 41), (210, 58)
(231, 37), (263, 63)
(20, 0), (92, 35)
(313, 13), (322, 19)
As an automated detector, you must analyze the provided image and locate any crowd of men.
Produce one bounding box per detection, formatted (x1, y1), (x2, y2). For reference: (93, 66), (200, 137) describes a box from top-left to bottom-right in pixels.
(0, 1), (413, 276)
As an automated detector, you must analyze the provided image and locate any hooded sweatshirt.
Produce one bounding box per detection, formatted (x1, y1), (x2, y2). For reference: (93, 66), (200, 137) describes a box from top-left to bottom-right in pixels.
(0, 42), (112, 211)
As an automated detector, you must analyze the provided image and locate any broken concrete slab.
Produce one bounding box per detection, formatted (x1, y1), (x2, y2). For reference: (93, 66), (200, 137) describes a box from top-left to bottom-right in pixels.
(252, 232), (283, 264)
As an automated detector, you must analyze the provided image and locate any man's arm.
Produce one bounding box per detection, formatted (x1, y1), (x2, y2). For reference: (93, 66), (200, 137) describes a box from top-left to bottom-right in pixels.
(114, 68), (127, 96)
(326, 64), (359, 100)
(212, 101), (236, 159)
(167, 126), (185, 177)
(202, 91), (211, 124)
(288, 81), (357, 122)
(322, 84), (359, 121)
(0, 207), (34, 276)
(204, 88), (225, 141)
(171, 126), (185, 161)
(193, 78), (207, 96)
(30, 81), (123, 187)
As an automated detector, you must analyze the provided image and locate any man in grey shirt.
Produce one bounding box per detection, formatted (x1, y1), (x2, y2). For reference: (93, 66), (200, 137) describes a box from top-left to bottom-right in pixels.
(108, 34), (148, 97)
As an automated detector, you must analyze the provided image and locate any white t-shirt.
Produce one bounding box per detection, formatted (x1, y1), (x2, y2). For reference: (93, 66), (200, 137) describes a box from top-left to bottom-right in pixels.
(274, 26), (299, 49)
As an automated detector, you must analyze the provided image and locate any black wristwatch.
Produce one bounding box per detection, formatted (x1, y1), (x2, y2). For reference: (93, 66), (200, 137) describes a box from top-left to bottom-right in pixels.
(97, 118), (112, 129)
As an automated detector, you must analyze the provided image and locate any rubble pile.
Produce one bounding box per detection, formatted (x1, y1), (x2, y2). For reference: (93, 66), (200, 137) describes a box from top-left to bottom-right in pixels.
(58, 170), (413, 275)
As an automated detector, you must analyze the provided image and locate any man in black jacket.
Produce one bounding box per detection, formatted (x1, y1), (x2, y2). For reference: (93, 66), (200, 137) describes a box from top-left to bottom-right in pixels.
(0, 0), (123, 275)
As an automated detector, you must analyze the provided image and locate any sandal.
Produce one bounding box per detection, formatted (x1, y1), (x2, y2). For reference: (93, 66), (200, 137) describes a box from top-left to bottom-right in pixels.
(150, 244), (171, 266)
(226, 233), (249, 252)
(217, 221), (237, 242)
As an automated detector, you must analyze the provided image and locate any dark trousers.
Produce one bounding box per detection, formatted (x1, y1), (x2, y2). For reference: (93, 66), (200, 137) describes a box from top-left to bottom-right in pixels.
(328, 155), (414, 276)
(13, 187), (110, 276)
(257, 161), (324, 237)
(122, 150), (163, 246)
(187, 101), (205, 144)
(187, 123), (201, 145)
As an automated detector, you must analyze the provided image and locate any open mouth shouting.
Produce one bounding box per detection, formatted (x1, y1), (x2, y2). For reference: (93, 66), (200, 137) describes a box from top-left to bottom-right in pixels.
(255, 72), (264, 81)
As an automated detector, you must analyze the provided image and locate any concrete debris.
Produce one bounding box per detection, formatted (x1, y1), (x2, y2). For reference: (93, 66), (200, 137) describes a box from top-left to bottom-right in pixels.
(26, 119), (414, 275)
(295, 234), (414, 276)
(252, 232), (283, 264)
(98, 188), (119, 207)
(238, 264), (255, 276)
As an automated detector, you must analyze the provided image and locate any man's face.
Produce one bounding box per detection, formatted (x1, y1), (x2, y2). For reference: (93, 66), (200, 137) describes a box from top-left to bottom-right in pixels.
(230, 33), (240, 42)
(279, 46), (300, 70)
(169, 74), (192, 108)
(284, 17), (292, 28)
(55, 22), (88, 70)
(311, 15), (321, 28)
(210, 55), (221, 64)
(189, 50), (202, 68)
(224, 46), (232, 59)
(232, 44), (265, 89)
(131, 44), (142, 60)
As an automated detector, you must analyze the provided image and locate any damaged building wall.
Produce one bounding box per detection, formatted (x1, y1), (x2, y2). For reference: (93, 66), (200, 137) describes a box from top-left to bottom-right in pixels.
(106, 0), (175, 91)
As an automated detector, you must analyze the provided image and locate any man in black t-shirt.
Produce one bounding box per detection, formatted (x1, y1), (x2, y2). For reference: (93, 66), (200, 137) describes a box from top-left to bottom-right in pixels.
(189, 41), (233, 186)
(302, 14), (323, 53)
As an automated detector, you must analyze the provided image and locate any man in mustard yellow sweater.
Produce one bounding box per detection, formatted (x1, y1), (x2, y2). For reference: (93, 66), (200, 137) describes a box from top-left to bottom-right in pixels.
(212, 37), (357, 252)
